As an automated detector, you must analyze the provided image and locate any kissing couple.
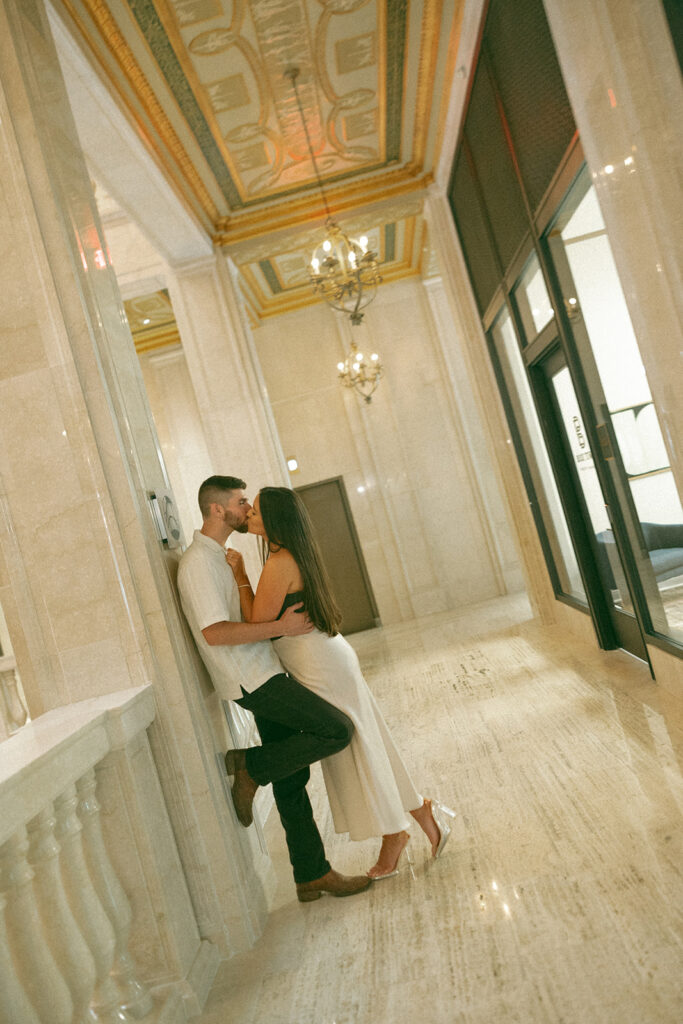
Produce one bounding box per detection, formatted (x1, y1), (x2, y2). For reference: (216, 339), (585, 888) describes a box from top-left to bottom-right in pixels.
(178, 476), (455, 903)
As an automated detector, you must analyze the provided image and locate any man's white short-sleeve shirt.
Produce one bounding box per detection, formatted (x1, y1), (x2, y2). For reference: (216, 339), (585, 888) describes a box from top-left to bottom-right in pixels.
(177, 530), (282, 701)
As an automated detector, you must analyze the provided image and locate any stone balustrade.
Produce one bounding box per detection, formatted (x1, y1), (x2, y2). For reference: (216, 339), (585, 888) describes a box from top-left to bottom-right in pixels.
(0, 686), (218, 1023)
(0, 655), (29, 740)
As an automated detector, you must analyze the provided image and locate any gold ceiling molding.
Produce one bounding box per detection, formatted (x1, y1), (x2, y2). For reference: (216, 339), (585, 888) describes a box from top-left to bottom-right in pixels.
(416, 217), (431, 278)
(133, 326), (182, 353)
(411, 0), (444, 171)
(433, 0), (466, 174)
(230, 191), (424, 264)
(151, 0), (263, 198)
(214, 166), (433, 247)
(59, 0), (219, 227)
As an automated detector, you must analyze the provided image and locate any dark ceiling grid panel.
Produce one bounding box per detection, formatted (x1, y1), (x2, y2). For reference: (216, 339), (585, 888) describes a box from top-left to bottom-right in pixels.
(484, 0), (577, 214)
(448, 147), (501, 315)
(464, 52), (528, 273)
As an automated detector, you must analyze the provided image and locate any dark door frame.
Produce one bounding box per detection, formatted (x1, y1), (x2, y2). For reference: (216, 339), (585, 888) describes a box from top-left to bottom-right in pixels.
(530, 344), (649, 663)
(295, 476), (380, 630)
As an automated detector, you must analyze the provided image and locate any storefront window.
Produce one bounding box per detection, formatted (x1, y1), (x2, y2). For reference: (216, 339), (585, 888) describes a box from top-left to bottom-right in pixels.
(554, 186), (683, 643)
(513, 253), (554, 341)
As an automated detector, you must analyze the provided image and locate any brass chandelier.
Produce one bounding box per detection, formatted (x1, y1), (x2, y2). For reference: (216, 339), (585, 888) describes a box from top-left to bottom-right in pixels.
(285, 66), (382, 326)
(337, 342), (383, 404)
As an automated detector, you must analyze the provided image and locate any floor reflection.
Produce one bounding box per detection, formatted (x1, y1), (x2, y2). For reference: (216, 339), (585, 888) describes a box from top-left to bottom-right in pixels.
(199, 594), (683, 1024)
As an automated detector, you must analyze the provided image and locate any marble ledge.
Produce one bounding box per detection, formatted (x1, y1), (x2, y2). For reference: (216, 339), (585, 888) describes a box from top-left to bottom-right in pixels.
(0, 684), (155, 840)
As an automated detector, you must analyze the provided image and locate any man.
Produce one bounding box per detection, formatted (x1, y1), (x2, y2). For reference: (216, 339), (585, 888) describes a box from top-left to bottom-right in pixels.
(177, 475), (371, 903)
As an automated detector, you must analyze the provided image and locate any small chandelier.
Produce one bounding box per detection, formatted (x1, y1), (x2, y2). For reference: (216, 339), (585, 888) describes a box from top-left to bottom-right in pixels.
(286, 66), (382, 326)
(337, 342), (383, 403)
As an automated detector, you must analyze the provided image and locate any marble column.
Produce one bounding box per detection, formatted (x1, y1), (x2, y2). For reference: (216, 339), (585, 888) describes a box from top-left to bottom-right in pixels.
(0, 0), (274, 962)
(0, 0), (153, 717)
(421, 274), (525, 597)
(543, 0), (683, 494)
(424, 189), (558, 624)
(167, 252), (289, 500)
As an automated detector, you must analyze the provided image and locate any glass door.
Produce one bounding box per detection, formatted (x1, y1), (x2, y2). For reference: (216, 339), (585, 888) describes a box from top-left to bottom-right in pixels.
(534, 347), (648, 660)
(546, 172), (683, 650)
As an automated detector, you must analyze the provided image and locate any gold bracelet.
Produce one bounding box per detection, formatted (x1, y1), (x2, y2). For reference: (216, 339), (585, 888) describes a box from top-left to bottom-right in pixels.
(238, 584), (250, 589)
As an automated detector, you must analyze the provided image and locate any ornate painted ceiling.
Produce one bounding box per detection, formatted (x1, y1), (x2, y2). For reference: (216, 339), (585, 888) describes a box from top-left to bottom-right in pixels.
(59, 0), (464, 319)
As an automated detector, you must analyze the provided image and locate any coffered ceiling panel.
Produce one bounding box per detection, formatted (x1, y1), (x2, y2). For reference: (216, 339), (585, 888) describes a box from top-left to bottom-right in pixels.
(59, 0), (464, 247)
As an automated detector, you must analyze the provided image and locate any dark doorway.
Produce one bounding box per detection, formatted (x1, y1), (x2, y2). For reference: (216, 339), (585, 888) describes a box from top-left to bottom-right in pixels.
(296, 477), (380, 634)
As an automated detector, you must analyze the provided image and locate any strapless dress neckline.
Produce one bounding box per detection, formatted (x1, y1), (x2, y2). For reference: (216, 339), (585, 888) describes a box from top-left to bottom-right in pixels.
(277, 591), (305, 620)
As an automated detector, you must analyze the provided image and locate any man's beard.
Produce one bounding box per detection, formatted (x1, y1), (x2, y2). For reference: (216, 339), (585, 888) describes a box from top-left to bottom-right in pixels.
(223, 510), (249, 533)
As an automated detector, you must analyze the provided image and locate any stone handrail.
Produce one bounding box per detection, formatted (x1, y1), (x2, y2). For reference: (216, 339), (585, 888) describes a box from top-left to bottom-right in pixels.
(0, 654), (28, 740)
(0, 685), (213, 1023)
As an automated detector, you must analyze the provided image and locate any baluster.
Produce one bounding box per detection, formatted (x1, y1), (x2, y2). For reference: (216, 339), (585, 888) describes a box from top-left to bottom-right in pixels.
(0, 889), (41, 1024)
(54, 787), (133, 1024)
(26, 807), (98, 1024)
(0, 665), (28, 733)
(0, 829), (73, 1024)
(77, 768), (153, 1019)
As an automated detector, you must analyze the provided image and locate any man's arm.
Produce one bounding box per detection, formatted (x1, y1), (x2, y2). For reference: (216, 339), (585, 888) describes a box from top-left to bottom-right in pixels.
(202, 602), (312, 646)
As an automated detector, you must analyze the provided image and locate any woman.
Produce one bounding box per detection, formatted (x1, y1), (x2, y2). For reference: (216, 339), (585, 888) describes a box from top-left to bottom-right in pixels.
(227, 486), (455, 879)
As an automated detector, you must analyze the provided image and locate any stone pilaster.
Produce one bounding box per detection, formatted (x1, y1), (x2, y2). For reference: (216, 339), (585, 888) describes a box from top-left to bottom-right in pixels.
(167, 253), (289, 497)
(424, 190), (558, 623)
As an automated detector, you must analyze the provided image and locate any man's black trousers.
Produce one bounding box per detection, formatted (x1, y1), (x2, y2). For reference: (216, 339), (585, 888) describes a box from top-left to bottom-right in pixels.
(235, 672), (353, 884)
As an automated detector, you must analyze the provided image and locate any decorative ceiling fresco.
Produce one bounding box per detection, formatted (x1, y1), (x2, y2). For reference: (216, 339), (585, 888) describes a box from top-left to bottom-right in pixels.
(60, 0), (464, 319)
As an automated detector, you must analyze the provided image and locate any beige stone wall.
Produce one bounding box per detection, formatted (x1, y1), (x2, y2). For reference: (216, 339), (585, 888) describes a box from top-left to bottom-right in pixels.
(253, 274), (524, 624)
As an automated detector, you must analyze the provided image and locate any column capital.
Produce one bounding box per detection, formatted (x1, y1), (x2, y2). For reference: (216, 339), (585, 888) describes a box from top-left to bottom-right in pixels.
(167, 251), (222, 279)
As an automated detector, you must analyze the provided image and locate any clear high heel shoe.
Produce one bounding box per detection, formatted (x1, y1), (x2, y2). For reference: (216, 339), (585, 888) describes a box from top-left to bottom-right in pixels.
(367, 830), (411, 880)
(426, 798), (456, 859)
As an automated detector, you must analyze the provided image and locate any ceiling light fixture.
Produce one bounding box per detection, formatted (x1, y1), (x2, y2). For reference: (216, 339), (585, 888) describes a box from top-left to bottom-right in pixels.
(285, 66), (382, 326)
(337, 342), (383, 404)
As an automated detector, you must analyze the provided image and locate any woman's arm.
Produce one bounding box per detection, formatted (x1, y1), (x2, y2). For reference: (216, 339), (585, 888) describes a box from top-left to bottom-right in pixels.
(251, 550), (299, 623)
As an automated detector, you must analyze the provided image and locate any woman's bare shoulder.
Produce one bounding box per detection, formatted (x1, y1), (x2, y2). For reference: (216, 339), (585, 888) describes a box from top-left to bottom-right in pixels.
(265, 547), (298, 575)
(266, 547), (302, 587)
(268, 546), (296, 564)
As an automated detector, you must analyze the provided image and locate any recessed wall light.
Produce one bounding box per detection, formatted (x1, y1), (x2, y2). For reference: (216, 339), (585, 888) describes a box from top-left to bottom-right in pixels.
(287, 458), (298, 472)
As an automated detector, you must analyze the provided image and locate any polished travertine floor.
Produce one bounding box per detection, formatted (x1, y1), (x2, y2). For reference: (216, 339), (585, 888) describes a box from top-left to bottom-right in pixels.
(199, 595), (683, 1024)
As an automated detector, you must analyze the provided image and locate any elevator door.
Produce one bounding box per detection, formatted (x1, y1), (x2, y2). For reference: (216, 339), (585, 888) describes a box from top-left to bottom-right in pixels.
(296, 477), (380, 634)
(535, 348), (647, 660)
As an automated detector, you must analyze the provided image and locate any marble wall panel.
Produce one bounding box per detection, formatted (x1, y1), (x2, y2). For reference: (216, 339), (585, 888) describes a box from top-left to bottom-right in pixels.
(424, 191), (558, 625)
(138, 347), (214, 543)
(252, 274), (514, 622)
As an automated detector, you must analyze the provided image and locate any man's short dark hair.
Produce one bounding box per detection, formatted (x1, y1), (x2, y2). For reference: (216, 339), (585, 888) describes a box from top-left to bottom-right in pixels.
(198, 475), (247, 518)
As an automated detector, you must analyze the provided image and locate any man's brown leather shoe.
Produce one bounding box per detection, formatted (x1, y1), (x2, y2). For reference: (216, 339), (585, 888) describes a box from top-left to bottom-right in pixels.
(224, 749), (259, 827)
(295, 868), (373, 903)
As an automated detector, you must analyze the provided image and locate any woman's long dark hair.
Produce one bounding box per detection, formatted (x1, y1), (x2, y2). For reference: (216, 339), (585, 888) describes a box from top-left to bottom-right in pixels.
(259, 487), (342, 637)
